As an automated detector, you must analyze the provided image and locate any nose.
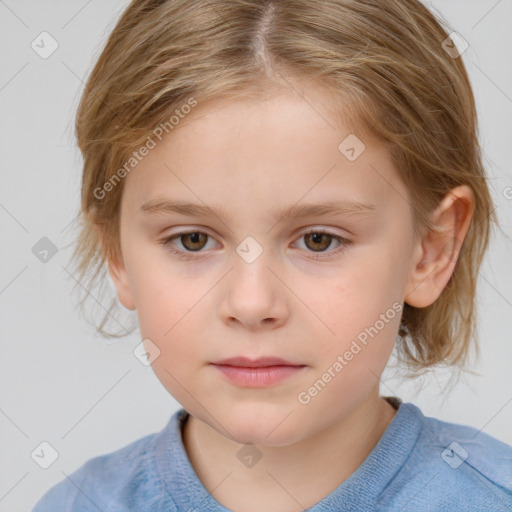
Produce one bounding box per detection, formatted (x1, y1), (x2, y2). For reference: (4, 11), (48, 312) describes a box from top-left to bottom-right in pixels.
(219, 250), (289, 331)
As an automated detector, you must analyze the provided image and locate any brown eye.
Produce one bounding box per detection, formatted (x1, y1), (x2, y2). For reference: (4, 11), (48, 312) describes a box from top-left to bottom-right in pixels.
(160, 228), (351, 261)
(177, 232), (209, 251)
(295, 229), (351, 259)
(160, 231), (216, 258)
(303, 232), (333, 252)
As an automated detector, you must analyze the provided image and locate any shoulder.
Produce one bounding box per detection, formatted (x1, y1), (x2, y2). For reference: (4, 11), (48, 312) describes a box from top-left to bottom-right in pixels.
(30, 428), (175, 512)
(379, 402), (512, 511)
(422, 409), (512, 489)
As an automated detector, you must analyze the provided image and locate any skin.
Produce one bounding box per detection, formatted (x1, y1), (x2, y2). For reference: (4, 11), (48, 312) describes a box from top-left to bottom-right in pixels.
(105, 83), (474, 512)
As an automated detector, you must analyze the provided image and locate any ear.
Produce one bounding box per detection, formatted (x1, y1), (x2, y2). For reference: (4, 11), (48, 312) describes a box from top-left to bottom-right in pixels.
(94, 224), (136, 311)
(404, 185), (475, 308)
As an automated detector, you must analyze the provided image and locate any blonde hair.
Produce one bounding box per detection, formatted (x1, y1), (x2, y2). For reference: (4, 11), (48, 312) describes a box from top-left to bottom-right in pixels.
(70, 0), (498, 376)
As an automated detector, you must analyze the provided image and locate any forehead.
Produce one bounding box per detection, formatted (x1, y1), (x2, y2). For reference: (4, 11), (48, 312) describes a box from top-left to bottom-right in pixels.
(121, 87), (409, 221)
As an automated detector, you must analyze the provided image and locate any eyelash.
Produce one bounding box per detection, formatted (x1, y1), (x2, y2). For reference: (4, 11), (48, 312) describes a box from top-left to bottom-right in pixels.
(159, 228), (352, 261)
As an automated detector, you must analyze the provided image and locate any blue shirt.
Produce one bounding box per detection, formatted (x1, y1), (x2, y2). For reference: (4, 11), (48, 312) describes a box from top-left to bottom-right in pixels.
(31, 398), (512, 511)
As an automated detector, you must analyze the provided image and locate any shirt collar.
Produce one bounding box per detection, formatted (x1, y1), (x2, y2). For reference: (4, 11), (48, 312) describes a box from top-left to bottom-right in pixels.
(154, 398), (423, 511)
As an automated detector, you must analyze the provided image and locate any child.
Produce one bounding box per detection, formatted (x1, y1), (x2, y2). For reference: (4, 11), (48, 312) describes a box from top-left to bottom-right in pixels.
(32, 0), (512, 510)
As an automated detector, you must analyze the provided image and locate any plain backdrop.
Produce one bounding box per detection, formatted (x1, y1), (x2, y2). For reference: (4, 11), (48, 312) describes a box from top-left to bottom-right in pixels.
(0, 1), (511, 511)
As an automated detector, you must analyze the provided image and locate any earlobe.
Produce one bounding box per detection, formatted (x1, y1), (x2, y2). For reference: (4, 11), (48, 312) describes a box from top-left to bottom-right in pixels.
(404, 185), (474, 308)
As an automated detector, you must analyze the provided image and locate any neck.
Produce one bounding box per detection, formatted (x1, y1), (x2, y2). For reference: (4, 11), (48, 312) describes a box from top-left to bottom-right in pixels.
(182, 390), (398, 512)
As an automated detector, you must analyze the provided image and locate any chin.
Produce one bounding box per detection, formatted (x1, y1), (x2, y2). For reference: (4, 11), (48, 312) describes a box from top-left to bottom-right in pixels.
(218, 404), (306, 447)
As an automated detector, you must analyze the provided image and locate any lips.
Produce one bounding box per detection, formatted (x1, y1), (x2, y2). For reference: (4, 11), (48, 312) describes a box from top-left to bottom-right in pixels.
(210, 356), (304, 368)
(210, 356), (307, 387)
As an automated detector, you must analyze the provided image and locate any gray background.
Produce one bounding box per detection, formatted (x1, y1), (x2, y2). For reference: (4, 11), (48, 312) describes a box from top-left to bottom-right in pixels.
(0, 1), (511, 510)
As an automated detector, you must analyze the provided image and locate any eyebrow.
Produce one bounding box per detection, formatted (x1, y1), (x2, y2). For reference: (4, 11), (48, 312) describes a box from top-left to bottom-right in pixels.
(139, 198), (378, 224)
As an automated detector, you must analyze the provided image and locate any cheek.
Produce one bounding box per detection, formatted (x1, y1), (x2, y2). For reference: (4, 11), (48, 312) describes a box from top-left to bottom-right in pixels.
(130, 262), (219, 371)
(125, 243), (180, 322)
(307, 250), (403, 373)
(136, 280), (202, 349)
(312, 257), (400, 336)
(135, 274), (207, 405)
(298, 300), (400, 421)
(348, 240), (408, 306)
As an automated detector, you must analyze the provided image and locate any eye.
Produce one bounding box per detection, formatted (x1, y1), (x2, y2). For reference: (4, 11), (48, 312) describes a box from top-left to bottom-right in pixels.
(160, 231), (217, 258)
(293, 228), (351, 259)
(159, 228), (352, 260)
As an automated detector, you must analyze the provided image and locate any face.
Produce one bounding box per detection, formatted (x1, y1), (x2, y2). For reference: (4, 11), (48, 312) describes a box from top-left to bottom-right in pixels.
(110, 85), (418, 446)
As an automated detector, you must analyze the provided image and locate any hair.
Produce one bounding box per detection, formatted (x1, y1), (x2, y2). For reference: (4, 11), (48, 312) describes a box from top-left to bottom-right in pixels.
(69, 0), (499, 379)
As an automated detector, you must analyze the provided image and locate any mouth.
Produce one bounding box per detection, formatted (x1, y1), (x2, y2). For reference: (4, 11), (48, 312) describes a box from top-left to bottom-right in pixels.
(210, 356), (304, 367)
(210, 356), (307, 387)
